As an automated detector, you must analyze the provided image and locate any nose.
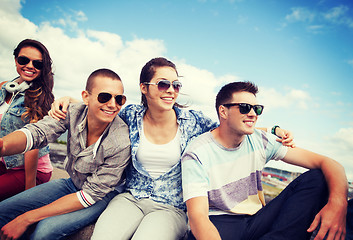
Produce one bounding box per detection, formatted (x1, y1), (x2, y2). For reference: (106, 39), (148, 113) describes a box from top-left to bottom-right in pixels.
(106, 96), (118, 108)
(26, 60), (35, 69)
(248, 107), (257, 117)
(165, 84), (174, 93)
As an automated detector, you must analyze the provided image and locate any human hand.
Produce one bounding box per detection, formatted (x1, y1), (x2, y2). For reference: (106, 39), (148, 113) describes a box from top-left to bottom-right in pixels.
(308, 199), (347, 240)
(0, 215), (30, 240)
(275, 128), (296, 148)
(48, 96), (72, 120)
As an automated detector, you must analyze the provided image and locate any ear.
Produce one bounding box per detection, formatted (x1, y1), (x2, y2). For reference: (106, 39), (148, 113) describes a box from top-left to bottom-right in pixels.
(81, 90), (89, 105)
(140, 82), (148, 95)
(218, 105), (228, 120)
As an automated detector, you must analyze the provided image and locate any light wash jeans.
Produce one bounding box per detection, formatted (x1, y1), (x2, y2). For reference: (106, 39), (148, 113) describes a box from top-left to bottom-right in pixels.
(0, 178), (117, 240)
(92, 192), (188, 240)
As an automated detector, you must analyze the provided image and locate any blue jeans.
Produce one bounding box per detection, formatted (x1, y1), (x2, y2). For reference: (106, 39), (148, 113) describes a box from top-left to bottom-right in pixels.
(0, 178), (117, 240)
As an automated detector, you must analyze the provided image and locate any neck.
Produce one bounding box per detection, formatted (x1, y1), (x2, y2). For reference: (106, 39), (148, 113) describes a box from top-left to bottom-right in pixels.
(212, 126), (245, 149)
(86, 117), (108, 147)
(144, 107), (176, 126)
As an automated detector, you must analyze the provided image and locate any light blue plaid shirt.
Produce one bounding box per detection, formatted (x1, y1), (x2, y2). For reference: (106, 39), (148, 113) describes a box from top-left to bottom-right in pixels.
(119, 104), (218, 210)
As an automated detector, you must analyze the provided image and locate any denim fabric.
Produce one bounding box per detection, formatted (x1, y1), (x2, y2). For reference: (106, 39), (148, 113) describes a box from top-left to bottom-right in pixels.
(0, 178), (118, 240)
(118, 104), (218, 210)
(0, 78), (49, 169)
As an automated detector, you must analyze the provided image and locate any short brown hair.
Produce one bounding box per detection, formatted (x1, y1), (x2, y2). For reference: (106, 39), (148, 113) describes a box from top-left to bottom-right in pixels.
(215, 81), (258, 117)
(85, 68), (122, 92)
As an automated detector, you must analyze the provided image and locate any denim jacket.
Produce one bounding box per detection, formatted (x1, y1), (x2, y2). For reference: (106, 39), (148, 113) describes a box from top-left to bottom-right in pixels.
(0, 79), (49, 169)
(118, 104), (218, 210)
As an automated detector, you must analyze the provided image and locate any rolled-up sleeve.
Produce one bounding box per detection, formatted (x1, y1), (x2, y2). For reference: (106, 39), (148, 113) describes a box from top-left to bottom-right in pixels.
(22, 115), (68, 149)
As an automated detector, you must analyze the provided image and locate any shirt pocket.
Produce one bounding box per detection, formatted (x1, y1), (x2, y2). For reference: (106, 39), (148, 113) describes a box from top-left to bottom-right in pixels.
(3, 107), (27, 130)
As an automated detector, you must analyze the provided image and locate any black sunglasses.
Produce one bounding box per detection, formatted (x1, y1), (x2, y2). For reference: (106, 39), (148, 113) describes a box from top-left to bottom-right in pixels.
(222, 103), (264, 115)
(17, 56), (43, 70)
(144, 80), (182, 93)
(94, 92), (126, 106)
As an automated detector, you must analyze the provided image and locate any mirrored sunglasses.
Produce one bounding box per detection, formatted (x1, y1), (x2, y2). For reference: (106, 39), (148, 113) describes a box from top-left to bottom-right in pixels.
(17, 56), (43, 70)
(223, 103), (264, 115)
(144, 80), (182, 93)
(96, 92), (126, 106)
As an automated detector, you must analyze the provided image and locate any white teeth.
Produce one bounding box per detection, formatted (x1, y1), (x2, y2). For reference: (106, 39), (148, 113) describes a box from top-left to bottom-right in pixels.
(24, 71), (34, 75)
(103, 110), (115, 114)
(162, 97), (173, 100)
(245, 121), (254, 126)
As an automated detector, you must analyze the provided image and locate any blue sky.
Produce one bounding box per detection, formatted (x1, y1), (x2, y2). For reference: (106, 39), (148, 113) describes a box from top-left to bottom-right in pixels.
(0, 0), (352, 180)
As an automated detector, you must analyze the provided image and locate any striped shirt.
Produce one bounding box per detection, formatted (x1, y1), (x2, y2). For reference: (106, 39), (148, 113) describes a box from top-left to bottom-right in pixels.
(182, 129), (287, 215)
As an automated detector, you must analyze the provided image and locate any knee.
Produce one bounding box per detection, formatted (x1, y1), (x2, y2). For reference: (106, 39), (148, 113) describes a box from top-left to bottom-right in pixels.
(302, 169), (326, 186)
(300, 169), (328, 198)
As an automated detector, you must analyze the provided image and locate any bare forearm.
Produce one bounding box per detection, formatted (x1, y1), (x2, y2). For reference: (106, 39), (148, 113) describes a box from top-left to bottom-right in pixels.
(1, 131), (27, 156)
(22, 193), (84, 225)
(321, 158), (348, 202)
(24, 150), (39, 189)
(189, 216), (221, 240)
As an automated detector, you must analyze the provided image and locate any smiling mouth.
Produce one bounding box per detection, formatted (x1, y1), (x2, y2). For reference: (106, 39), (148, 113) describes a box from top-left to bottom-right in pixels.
(244, 121), (254, 127)
(23, 70), (35, 76)
(101, 109), (117, 115)
(161, 97), (173, 101)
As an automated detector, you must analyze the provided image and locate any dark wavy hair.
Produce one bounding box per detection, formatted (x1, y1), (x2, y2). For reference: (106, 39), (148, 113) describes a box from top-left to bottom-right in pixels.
(13, 39), (54, 123)
(140, 57), (185, 108)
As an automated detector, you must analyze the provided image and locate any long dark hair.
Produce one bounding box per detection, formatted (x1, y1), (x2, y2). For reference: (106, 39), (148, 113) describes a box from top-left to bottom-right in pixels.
(140, 57), (185, 108)
(13, 39), (54, 123)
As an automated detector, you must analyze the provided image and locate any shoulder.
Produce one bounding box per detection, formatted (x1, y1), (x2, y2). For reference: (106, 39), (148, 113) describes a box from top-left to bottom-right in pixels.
(248, 129), (287, 158)
(111, 115), (129, 134)
(250, 129), (279, 145)
(67, 102), (87, 114)
(120, 104), (143, 114)
(176, 107), (207, 120)
(119, 104), (144, 122)
(184, 132), (213, 152)
(176, 107), (217, 128)
(105, 115), (130, 144)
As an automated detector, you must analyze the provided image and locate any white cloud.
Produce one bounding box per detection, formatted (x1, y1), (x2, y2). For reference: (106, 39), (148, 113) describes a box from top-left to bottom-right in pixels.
(284, 5), (353, 32)
(0, 0), (236, 113)
(323, 128), (353, 181)
(257, 87), (311, 111)
(323, 5), (348, 21)
(0, 0), (22, 16)
(285, 7), (315, 23)
(323, 5), (353, 29)
(307, 24), (325, 34)
(330, 128), (353, 150)
(75, 10), (88, 22)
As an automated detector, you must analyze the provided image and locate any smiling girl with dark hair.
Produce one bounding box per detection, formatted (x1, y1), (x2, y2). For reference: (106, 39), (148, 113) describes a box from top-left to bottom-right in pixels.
(0, 39), (54, 200)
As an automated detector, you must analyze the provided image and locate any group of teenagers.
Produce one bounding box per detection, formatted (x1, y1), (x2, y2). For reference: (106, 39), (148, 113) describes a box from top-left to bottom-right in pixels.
(0, 38), (351, 240)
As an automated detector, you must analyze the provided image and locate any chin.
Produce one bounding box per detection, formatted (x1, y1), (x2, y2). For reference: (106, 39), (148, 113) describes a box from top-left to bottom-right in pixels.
(245, 129), (255, 135)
